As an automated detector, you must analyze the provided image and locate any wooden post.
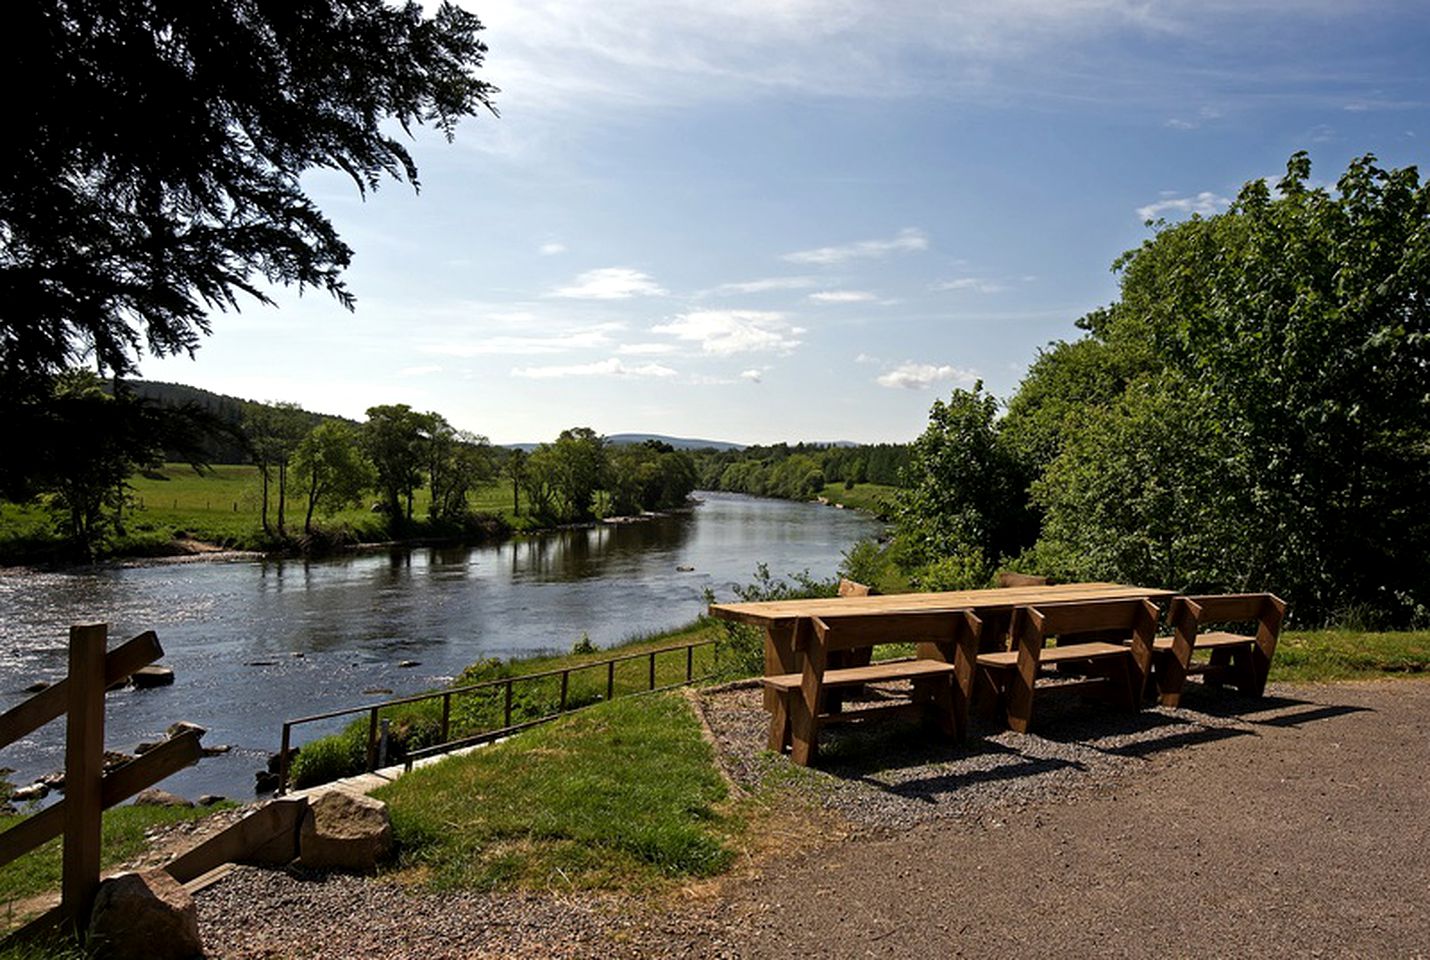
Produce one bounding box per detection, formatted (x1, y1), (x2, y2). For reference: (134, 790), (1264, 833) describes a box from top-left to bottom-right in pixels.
(440, 692), (451, 742)
(648, 651), (656, 691)
(365, 707), (379, 772)
(62, 623), (106, 926)
(278, 723), (292, 795)
(559, 670), (569, 712)
(606, 660), (615, 701)
(686, 644), (694, 682)
(503, 679), (513, 728)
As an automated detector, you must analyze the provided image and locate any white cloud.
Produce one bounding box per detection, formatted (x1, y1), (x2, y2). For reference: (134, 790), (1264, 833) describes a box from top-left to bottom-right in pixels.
(809, 290), (877, 303)
(511, 357), (678, 379)
(703, 276), (820, 296)
(1136, 191), (1231, 221)
(875, 362), (979, 390)
(422, 323), (623, 356)
(854, 353), (881, 365)
(539, 242), (568, 255)
(397, 364), (444, 377)
(934, 277), (1008, 294)
(784, 228), (928, 265)
(616, 342), (679, 355)
(651, 310), (804, 355)
(549, 267), (666, 299)
(739, 369), (764, 383)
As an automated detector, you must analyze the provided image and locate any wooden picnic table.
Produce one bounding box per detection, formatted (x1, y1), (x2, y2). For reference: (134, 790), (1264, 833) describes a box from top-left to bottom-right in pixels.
(710, 582), (1177, 716)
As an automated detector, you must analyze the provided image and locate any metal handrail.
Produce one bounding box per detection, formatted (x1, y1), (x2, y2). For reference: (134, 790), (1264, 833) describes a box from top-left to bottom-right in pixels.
(277, 637), (717, 793)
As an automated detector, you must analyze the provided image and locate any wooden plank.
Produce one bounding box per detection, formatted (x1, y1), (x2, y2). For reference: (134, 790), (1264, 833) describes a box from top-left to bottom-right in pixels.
(763, 658), (959, 690)
(62, 623), (106, 923)
(0, 631), (162, 750)
(810, 611), (961, 649)
(0, 732), (204, 869)
(710, 582), (1173, 625)
(977, 641), (1128, 668)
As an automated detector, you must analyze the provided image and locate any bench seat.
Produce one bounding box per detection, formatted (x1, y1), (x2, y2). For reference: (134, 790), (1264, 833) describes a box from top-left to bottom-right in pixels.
(763, 658), (958, 692)
(1151, 631), (1251, 652)
(977, 641), (1128, 669)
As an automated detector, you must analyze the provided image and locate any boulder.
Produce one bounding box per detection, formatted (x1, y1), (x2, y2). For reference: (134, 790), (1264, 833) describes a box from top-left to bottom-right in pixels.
(200, 744), (231, 757)
(11, 782), (48, 803)
(299, 790), (394, 872)
(88, 869), (203, 960)
(196, 794), (225, 807)
(166, 721), (207, 740)
(134, 788), (192, 808)
(23, 680), (50, 693)
(132, 666), (174, 688)
(254, 770), (280, 794)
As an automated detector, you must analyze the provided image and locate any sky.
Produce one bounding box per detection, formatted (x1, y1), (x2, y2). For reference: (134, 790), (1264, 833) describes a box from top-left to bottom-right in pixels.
(140, 0), (1430, 446)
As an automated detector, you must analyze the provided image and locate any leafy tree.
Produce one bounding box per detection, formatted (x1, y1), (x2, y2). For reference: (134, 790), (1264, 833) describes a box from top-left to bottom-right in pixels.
(418, 412), (492, 522)
(361, 403), (426, 525)
(891, 383), (1036, 588)
(27, 371), (202, 558)
(1, 0), (497, 380)
(243, 402), (308, 537)
(1023, 152), (1430, 623)
(501, 448), (527, 515)
(292, 421), (373, 535)
(546, 428), (607, 522)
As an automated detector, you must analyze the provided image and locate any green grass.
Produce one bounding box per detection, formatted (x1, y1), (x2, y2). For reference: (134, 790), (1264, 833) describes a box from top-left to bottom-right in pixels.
(290, 620), (724, 788)
(815, 481), (896, 515)
(1267, 629), (1430, 682)
(0, 937), (86, 960)
(0, 463), (520, 561)
(374, 692), (734, 892)
(0, 802), (235, 912)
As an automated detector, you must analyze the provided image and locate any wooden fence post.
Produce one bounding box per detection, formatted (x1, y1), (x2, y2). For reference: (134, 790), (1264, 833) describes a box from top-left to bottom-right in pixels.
(62, 622), (106, 926)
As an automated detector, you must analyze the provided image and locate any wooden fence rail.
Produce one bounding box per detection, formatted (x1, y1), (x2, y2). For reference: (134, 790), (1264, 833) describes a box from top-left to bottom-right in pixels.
(277, 637), (719, 794)
(0, 624), (200, 928)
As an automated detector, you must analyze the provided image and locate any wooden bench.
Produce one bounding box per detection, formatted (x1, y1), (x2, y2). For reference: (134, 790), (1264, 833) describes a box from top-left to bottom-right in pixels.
(1155, 593), (1286, 706)
(976, 598), (1160, 733)
(765, 610), (981, 766)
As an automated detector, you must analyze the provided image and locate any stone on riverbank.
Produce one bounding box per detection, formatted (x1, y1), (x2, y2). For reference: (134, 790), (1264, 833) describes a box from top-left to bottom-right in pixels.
(299, 791), (394, 872)
(89, 868), (203, 960)
(134, 788), (193, 808)
(132, 665), (175, 688)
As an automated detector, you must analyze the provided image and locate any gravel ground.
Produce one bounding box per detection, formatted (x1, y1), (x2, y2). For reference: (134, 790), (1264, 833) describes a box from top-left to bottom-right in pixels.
(192, 679), (1430, 958)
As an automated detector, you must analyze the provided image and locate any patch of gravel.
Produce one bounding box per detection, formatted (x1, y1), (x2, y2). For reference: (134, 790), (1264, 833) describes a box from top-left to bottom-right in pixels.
(195, 865), (741, 959)
(696, 679), (1304, 833)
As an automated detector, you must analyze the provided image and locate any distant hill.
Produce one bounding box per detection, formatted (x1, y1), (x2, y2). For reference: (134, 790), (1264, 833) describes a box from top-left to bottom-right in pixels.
(504, 433), (745, 452)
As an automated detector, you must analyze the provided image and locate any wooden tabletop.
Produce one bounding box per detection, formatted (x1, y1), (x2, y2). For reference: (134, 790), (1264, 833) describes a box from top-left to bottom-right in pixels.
(708, 582), (1176, 626)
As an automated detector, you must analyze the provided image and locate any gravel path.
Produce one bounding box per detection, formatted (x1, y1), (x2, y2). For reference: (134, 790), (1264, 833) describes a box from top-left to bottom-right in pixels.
(193, 679), (1430, 958)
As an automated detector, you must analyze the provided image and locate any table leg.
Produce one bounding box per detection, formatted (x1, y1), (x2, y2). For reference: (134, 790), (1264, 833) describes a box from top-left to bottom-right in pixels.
(763, 622), (799, 711)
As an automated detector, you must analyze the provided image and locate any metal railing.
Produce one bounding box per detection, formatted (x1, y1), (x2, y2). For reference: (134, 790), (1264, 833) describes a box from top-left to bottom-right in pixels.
(276, 638), (718, 793)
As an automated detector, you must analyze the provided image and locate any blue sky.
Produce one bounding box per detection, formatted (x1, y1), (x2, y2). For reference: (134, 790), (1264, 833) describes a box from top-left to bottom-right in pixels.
(140, 0), (1430, 445)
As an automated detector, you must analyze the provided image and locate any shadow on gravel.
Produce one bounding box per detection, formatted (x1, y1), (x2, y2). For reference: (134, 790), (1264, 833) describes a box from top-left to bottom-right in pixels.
(849, 754), (1088, 804)
(1094, 724), (1252, 758)
(1174, 688), (1374, 728)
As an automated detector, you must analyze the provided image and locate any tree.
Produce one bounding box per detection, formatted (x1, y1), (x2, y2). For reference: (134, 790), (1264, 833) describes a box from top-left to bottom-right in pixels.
(361, 404), (426, 526)
(891, 383), (1036, 588)
(1, 0), (496, 381)
(502, 448), (527, 515)
(1021, 152), (1430, 623)
(418, 412), (492, 522)
(243, 402), (308, 537)
(546, 428), (607, 522)
(29, 371), (202, 559)
(292, 421), (373, 535)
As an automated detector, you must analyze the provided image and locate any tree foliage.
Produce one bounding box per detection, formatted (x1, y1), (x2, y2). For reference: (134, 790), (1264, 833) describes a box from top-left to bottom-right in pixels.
(1, 0), (497, 379)
(897, 152), (1430, 624)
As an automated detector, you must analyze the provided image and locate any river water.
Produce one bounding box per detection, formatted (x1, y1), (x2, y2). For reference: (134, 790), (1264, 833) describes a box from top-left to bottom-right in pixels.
(0, 492), (878, 801)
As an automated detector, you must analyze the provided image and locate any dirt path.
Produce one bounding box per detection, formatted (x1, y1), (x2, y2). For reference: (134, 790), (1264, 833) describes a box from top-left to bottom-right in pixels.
(709, 680), (1430, 958)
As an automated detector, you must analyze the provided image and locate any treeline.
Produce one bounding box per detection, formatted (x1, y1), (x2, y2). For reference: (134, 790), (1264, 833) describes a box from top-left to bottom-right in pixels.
(696, 443), (907, 501)
(883, 153), (1430, 626)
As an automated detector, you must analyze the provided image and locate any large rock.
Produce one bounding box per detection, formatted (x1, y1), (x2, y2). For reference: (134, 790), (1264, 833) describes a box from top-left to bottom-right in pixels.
(88, 868), (203, 960)
(299, 790), (394, 872)
(132, 665), (174, 688)
(134, 788), (192, 808)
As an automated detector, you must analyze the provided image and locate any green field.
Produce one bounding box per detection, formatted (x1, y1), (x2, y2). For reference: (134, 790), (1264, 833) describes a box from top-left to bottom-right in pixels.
(814, 481), (896, 515)
(0, 463), (522, 561)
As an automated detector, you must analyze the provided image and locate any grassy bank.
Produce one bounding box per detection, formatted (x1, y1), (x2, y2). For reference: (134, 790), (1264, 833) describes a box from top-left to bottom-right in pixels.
(0, 463), (518, 563)
(815, 481), (896, 515)
(290, 620), (726, 788)
(1269, 629), (1430, 682)
(0, 801), (234, 911)
(376, 692), (735, 892)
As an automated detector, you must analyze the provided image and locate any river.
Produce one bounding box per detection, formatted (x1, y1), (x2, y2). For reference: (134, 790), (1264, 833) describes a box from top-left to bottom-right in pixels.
(0, 492), (879, 801)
